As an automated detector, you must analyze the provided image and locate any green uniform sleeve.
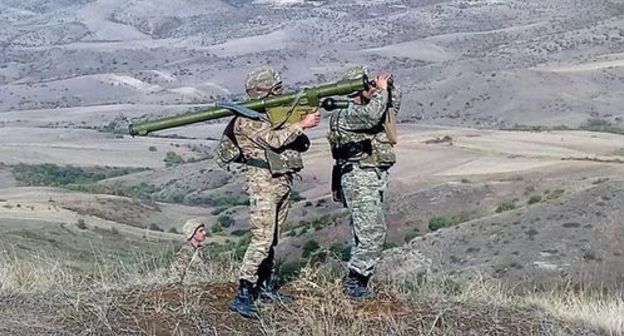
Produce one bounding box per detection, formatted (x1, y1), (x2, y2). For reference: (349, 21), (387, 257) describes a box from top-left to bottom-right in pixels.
(339, 90), (389, 131)
(236, 117), (303, 150)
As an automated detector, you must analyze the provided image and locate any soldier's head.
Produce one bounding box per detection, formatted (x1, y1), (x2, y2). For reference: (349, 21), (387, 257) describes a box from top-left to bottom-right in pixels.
(342, 65), (375, 103)
(182, 218), (207, 246)
(245, 66), (283, 99)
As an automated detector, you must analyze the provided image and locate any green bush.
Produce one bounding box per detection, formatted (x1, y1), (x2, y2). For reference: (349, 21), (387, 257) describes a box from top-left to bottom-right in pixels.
(290, 190), (305, 202)
(168, 227), (179, 234)
(164, 151), (184, 167)
(302, 239), (320, 258)
(311, 215), (331, 231)
(383, 241), (399, 250)
(75, 219), (87, 230)
(329, 242), (351, 261)
(149, 223), (163, 232)
(545, 189), (565, 200)
(217, 215), (235, 228)
(495, 200), (517, 213)
(275, 259), (306, 284)
(211, 222), (223, 233)
(235, 233), (252, 259)
(11, 163), (143, 187)
(428, 213), (469, 231)
(579, 118), (624, 134)
(206, 195), (249, 207)
(528, 195), (542, 204)
(231, 229), (250, 236)
(296, 227), (307, 237)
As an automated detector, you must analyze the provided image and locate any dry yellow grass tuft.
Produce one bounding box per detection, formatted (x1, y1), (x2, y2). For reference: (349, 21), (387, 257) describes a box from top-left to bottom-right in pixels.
(1, 249), (621, 335)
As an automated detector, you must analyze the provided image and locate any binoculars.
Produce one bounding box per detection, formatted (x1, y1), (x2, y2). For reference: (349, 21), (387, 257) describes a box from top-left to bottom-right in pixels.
(366, 74), (394, 89)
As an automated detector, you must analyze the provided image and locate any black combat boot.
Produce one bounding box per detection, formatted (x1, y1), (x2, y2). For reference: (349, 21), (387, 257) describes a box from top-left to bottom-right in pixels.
(343, 270), (373, 299)
(229, 279), (258, 319)
(258, 275), (292, 304)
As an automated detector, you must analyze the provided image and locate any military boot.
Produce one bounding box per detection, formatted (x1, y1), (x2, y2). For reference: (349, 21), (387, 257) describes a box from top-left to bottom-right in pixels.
(229, 279), (258, 319)
(258, 276), (292, 304)
(343, 270), (373, 299)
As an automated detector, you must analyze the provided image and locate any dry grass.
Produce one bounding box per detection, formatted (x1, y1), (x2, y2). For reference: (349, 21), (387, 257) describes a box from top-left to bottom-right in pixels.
(0, 249), (621, 335)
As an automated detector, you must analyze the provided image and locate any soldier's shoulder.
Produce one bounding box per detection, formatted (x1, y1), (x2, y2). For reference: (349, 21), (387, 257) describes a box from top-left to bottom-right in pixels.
(175, 243), (195, 256)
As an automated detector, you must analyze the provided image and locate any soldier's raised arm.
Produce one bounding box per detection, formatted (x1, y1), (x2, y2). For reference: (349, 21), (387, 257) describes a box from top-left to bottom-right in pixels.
(337, 73), (392, 131)
(236, 112), (320, 150)
(338, 90), (388, 131)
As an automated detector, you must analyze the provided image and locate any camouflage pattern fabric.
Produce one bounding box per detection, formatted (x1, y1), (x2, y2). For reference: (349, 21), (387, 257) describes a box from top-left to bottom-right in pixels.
(342, 65), (369, 81)
(327, 66), (400, 278)
(168, 243), (206, 284)
(245, 66), (282, 99)
(233, 117), (301, 284)
(238, 166), (291, 283)
(341, 165), (389, 277)
(234, 117), (303, 160)
(331, 89), (389, 131)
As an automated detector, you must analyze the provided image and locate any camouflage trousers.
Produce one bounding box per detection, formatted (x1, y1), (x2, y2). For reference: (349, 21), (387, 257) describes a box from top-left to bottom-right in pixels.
(239, 166), (292, 285)
(341, 165), (389, 277)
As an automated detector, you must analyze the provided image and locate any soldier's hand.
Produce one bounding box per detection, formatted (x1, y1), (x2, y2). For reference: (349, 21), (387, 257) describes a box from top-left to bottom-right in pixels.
(296, 111), (321, 129)
(374, 73), (392, 90)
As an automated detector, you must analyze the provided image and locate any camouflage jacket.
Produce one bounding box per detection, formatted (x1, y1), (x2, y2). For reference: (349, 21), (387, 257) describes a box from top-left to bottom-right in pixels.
(328, 88), (400, 168)
(233, 116), (308, 175)
(168, 243), (206, 284)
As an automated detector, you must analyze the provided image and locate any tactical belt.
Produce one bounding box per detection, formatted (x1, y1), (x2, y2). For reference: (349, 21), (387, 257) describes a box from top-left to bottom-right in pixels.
(331, 140), (373, 160)
(243, 158), (270, 170)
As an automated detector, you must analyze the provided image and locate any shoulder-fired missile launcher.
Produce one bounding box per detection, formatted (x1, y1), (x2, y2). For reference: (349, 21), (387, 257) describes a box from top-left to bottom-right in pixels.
(128, 76), (371, 136)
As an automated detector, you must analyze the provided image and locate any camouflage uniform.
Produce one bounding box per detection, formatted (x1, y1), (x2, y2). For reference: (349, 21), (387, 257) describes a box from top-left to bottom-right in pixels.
(217, 66), (307, 287)
(234, 118), (302, 284)
(168, 243), (206, 284)
(168, 218), (207, 284)
(327, 66), (400, 279)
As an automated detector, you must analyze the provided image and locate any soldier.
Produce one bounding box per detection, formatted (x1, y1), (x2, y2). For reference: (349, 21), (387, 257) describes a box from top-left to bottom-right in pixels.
(168, 218), (208, 284)
(327, 65), (400, 299)
(216, 66), (321, 318)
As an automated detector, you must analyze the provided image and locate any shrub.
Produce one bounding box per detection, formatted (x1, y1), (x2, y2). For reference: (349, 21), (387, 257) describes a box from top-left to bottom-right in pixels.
(528, 195), (542, 204)
(164, 151), (184, 167)
(149, 223), (163, 232)
(428, 216), (453, 231)
(383, 241), (399, 250)
(231, 229), (250, 236)
(235, 233), (252, 259)
(206, 195), (249, 207)
(546, 189), (565, 200)
(75, 219), (87, 230)
(211, 222), (223, 233)
(290, 190), (305, 202)
(329, 242), (351, 261)
(275, 259), (306, 284)
(217, 215), (234, 228)
(11, 163), (143, 187)
(302, 239), (320, 258)
(495, 200), (517, 213)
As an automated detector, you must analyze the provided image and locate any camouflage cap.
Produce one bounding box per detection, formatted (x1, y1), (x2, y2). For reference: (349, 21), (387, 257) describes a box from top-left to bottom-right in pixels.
(342, 65), (369, 81)
(182, 218), (204, 241)
(245, 66), (282, 99)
